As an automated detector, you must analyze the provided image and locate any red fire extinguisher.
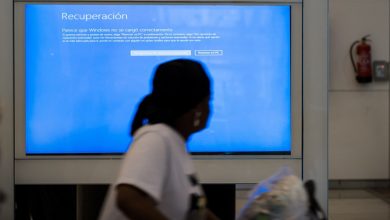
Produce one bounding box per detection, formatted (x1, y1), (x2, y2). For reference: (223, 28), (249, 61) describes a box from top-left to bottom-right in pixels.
(350, 35), (372, 83)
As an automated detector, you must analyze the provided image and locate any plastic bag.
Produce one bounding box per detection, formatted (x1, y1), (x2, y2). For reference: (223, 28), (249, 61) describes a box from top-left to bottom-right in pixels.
(236, 167), (309, 220)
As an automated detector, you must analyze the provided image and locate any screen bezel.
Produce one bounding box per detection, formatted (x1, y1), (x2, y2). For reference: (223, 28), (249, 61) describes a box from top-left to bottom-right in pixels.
(14, 1), (302, 159)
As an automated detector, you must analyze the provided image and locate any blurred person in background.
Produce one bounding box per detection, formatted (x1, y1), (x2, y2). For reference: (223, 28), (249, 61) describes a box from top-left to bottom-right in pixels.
(99, 59), (219, 220)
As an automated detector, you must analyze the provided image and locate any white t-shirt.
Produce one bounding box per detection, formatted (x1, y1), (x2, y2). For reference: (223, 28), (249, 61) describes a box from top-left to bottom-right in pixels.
(99, 124), (204, 220)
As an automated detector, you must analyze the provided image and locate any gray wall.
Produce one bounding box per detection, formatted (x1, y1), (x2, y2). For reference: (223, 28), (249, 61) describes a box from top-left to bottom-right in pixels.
(329, 0), (390, 180)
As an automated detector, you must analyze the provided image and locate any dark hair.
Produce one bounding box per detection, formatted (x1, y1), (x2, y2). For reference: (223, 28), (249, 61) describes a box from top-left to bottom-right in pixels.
(130, 59), (211, 136)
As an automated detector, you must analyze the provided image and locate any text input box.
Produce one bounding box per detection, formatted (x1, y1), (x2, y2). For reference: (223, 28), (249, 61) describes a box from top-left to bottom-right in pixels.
(130, 50), (191, 56)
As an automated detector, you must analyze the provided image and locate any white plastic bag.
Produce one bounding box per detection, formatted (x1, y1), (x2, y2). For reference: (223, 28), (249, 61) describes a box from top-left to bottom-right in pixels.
(236, 167), (309, 220)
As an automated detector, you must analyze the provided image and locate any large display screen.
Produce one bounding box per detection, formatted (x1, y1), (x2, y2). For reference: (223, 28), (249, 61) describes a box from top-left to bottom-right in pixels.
(25, 4), (291, 154)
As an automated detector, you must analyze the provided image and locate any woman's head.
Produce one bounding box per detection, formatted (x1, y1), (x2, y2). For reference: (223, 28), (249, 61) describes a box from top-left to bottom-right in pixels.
(131, 59), (212, 137)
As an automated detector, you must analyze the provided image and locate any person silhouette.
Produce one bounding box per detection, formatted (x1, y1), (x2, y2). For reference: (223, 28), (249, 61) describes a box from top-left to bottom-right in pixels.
(99, 59), (219, 220)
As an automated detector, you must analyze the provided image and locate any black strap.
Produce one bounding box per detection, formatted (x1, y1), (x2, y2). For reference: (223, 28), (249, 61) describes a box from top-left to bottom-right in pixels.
(304, 180), (327, 220)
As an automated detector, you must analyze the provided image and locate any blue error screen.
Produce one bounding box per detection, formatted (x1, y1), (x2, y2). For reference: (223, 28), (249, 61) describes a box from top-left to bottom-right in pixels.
(25, 4), (291, 154)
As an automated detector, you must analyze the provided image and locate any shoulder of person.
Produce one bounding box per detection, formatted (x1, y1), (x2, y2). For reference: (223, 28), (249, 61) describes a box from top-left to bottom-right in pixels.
(134, 124), (178, 143)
